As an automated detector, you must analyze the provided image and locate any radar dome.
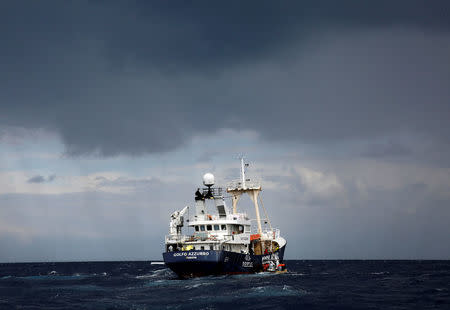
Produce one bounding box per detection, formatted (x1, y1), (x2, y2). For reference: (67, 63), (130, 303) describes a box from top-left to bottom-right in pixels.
(203, 173), (215, 186)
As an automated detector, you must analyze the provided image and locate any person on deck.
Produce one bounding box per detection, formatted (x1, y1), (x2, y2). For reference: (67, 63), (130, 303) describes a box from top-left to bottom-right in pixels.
(195, 188), (204, 201)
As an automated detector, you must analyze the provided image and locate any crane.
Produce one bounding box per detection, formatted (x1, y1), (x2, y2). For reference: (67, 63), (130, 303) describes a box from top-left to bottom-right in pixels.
(169, 206), (189, 235)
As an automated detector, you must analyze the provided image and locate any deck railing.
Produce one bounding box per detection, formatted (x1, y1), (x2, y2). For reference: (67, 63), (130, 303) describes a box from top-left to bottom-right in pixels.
(260, 228), (280, 240)
(165, 233), (251, 244)
(190, 213), (249, 222)
(226, 179), (261, 190)
(166, 228), (280, 244)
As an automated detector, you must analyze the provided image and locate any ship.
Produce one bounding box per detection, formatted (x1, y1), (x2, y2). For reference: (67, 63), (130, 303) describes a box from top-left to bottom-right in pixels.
(162, 158), (287, 278)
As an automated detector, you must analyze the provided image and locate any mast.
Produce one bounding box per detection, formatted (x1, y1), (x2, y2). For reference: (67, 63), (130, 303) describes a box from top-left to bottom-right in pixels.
(227, 157), (263, 234)
(240, 157), (246, 189)
(250, 189), (263, 235)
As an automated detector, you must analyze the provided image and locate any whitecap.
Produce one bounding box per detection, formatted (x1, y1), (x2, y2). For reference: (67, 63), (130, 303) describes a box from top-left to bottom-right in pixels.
(286, 272), (307, 276)
(136, 268), (171, 279)
(144, 279), (184, 287)
(370, 271), (389, 275)
(245, 285), (308, 297)
(184, 282), (214, 289)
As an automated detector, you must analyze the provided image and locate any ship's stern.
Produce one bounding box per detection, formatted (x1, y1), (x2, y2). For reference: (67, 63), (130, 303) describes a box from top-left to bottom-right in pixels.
(163, 250), (223, 278)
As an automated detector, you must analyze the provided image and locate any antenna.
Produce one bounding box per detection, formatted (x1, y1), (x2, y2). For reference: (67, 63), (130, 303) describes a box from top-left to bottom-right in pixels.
(203, 173), (215, 199)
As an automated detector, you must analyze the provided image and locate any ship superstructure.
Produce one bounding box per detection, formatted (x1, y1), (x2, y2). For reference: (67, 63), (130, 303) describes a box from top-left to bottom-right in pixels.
(163, 158), (287, 278)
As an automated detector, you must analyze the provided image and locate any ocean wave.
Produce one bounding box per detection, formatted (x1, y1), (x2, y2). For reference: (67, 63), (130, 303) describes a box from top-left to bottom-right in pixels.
(370, 271), (389, 275)
(136, 268), (172, 280)
(17, 274), (92, 280)
(0, 275), (12, 280)
(245, 285), (308, 297)
(188, 284), (309, 304)
(184, 282), (214, 289)
(144, 279), (184, 288)
(285, 272), (307, 276)
(1, 260), (448, 309)
(54, 284), (106, 291)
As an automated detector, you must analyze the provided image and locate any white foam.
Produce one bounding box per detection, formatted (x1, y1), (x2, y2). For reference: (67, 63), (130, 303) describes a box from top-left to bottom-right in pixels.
(370, 271), (389, 275)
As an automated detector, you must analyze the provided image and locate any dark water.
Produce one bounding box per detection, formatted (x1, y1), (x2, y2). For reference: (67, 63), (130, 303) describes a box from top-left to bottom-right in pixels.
(0, 260), (449, 309)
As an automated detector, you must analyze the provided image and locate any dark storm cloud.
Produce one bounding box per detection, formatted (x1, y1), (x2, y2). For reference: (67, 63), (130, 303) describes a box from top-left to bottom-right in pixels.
(27, 175), (46, 184)
(27, 174), (56, 183)
(108, 1), (450, 70)
(1, 1), (450, 155)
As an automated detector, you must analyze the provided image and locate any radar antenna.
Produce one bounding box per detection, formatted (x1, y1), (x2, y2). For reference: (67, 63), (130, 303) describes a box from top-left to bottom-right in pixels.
(203, 173), (215, 199)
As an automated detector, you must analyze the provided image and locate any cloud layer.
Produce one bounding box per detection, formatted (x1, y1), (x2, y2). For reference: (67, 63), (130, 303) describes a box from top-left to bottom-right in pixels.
(1, 1), (450, 156)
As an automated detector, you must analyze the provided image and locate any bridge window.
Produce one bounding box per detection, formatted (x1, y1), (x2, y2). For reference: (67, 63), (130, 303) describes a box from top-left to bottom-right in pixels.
(200, 225), (205, 231)
(207, 225), (212, 231)
(195, 226), (199, 232)
(214, 224), (219, 230)
(230, 224), (244, 234)
(221, 224), (226, 230)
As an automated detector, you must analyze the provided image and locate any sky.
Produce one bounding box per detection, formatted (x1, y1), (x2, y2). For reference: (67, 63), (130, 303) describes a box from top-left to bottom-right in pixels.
(1, 1), (450, 262)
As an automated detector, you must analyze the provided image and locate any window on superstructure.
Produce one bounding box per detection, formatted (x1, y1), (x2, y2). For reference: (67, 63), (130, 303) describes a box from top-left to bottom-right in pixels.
(230, 224), (244, 234)
(214, 224), (219, 230)
(195, 226), (199, 232)
(200, 225), (205, 231)
(221, 224), (226, 230)
(206, 225), (212, 231)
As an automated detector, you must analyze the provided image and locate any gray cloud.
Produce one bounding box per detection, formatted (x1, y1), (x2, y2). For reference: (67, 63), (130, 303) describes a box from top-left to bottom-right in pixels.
(196, 151), (221, 163)
(362, 140), (411, 158)
(27, 175), (46, 184)
(3, 167), (450, 261)
(0, 177), (194, 261)
(94, 176), (164, 192)
(1, 1), (450, 156)
(27, 175), (56, 183)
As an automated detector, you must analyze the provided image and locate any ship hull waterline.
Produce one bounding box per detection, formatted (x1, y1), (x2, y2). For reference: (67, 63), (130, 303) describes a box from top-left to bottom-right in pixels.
(163, 245), (286, 278)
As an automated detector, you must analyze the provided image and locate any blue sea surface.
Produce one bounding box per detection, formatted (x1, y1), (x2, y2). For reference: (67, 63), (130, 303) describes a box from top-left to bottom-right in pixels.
(0, 260), (449, 309)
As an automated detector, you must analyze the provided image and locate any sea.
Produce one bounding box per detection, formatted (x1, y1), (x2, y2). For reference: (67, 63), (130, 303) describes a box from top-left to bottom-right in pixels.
(0, 260), (449, 309)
